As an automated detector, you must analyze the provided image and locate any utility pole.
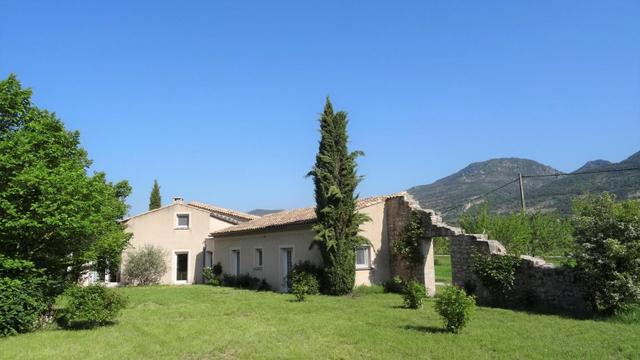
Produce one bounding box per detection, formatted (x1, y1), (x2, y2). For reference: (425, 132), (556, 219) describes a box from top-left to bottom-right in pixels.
(518, 173), (526, 213)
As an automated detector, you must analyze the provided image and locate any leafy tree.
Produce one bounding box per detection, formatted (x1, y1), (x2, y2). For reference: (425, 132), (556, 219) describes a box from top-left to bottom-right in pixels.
(460, 204), (573, 256)
(0, 74), (131, 285)
(148, 179), (161, 210)
(571, 193), (640, 313)
(307, 98), (369, 295)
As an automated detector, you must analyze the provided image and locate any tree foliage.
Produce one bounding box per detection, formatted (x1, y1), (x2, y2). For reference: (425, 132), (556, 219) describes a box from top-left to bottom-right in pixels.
(460, 204), (573, 256)
(307, 98), (369, 295)
(148, 179), (161, 210)
(571, 193), (640, 313)
(122, 245), (167, 286)
(0, 74), (131, 285)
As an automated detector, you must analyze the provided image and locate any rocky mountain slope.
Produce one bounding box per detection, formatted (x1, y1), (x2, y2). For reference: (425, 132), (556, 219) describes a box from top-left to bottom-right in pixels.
(407, 151), (640, 222)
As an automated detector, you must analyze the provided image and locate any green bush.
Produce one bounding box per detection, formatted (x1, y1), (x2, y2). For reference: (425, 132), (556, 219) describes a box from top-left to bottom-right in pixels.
(472, 253), (522, 302)
(56, 285), (128, 329)
(122, 245), (167, 286)
(0, 256), (50, 337)
(353, 284), (384, 295)
(202, 267), (219, 286)
(402, 280), (427, 309)
(435, 286), (475, 333)
(571, 193), (640, 313)
(290, 270), (319, 301)
(212, 262), (223, 278)
(221, 274), (265, 290)
(384, 275), (405, 294)
(461, 204), (573, 256)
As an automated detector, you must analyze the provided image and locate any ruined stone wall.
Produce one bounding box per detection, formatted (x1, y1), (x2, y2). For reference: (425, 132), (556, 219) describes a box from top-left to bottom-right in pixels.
(509, 257), (590, 313)
(387, 193), (591, 313)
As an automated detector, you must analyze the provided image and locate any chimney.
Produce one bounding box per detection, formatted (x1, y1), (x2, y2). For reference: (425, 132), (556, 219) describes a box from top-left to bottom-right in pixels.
(173, 197), (184, 204)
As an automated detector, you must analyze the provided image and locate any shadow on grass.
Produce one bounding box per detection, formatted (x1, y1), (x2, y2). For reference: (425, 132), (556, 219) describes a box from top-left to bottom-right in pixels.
(403, 325), (449, 334)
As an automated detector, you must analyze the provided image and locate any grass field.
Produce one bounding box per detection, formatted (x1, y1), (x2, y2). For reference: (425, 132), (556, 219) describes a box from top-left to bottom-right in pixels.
(435, 255), (452, 284)
(2, 286), (639, 359)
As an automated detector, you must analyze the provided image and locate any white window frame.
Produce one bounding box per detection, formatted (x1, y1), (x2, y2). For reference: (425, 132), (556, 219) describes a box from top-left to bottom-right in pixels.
(173, 249), (190, 284)
(355, 246), (371, 269)
(230, 248), (241, 276)
(254, 247), (263, 269)
(175, 212), (191, 230)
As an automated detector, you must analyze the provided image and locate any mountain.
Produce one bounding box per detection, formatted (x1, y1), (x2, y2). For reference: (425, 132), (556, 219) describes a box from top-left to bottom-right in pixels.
(407, 151), (640, 222)
(248, 209), (283, 216)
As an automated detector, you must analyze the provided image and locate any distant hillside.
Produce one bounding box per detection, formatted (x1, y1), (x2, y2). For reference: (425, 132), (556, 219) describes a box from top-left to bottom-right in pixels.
(248, 209), (283, 216)
(407, 151), (640, 222)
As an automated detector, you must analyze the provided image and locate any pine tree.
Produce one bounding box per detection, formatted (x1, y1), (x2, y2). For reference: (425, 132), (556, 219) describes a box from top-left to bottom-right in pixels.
(308, 98), (370, 295)
(148, 179), (161, 210)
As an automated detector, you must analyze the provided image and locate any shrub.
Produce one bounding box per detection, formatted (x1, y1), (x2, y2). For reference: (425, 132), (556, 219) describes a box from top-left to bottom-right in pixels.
(384, 275), (405, 294)
(290, 270), (319, 302)
(202, 267), (219, 286)
(0, 256), (50, 337)
(472, 253), (522, 303)
(122, 245), (167, 286)
(571, 193), (640, 313)
(435, 286), (475, 333)
(258, 279), (271, 291)
(56, 285), (128, 329)
(461, 204), (573, 256)
(221, 274), (265, 290)
(212, 262), (223, 278)
(402, 280), (427, 309)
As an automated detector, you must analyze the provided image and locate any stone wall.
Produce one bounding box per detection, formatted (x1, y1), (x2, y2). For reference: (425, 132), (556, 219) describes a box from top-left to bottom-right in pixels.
(387, 193), (591, 314)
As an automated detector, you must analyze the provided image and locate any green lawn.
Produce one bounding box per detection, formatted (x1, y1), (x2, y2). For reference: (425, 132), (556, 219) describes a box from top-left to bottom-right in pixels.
(2, 286), (639, 359)
(435, 255), (452, 284)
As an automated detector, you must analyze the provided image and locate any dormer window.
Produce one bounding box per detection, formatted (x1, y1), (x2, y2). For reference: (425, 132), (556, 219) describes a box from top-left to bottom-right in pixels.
(176, 213), (190, 229)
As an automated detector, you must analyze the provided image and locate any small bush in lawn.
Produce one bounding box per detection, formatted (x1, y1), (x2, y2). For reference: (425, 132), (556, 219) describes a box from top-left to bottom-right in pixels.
(122, 245), (167, 286)
(290, 271), (319, 302)
(612, 303), (640, 324)
(403, 280), (427, 309)
(0, 256), (50, 337)
(257, 279), (271, 291)
(57, 285), (128, 329)
(353, 284), (384, 296)
(435, 286), (475, 333)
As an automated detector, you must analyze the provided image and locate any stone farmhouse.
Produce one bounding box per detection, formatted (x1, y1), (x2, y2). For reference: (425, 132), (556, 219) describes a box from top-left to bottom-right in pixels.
(113, 192), (588, 313)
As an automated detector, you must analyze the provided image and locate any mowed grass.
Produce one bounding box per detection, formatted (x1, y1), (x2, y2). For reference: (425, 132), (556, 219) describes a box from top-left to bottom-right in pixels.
(2, 286), (639, 359)
(435, 255), (452, 283)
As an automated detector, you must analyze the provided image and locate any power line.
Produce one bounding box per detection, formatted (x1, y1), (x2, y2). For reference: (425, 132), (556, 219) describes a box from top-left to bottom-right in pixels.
(440, 178), (519, 214)
(522, 167), (640, 178)
(438, 166), (640, 215)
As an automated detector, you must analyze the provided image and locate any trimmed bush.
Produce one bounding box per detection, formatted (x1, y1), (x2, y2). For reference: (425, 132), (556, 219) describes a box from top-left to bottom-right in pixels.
(56, 285), (128, 329)
(290, 271), (319, 302)
(122, 245), (167, 286)
(402, 280), (427, 309)
(212, 262), (223, 278)
(435, 286), (475, 333)
(221, 274), (266, 290)
(0, 256), (50, 337)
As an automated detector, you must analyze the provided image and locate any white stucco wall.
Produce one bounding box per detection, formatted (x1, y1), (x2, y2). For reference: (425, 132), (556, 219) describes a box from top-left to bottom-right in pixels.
(209, 201), (391, 291)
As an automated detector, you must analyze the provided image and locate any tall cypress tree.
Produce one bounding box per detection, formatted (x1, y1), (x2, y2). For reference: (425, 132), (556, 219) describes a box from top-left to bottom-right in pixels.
(148, 179), (161, 210)
(308, 98), (369, 295)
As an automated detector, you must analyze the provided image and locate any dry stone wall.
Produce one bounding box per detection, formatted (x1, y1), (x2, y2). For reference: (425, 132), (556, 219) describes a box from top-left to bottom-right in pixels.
(386, 193), (591, 313)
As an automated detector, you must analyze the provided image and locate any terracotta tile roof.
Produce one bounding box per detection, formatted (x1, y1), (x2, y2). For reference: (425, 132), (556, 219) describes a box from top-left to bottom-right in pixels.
(188, 201), (260, 222)
(211, 194), (403, 237)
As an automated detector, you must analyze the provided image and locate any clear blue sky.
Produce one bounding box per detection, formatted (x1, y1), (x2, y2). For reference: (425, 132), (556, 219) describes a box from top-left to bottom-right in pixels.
(1, 1), (639, 215)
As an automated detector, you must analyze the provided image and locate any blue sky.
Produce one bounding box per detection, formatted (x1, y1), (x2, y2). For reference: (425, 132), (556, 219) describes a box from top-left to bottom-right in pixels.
(1, 1), (639, 215)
